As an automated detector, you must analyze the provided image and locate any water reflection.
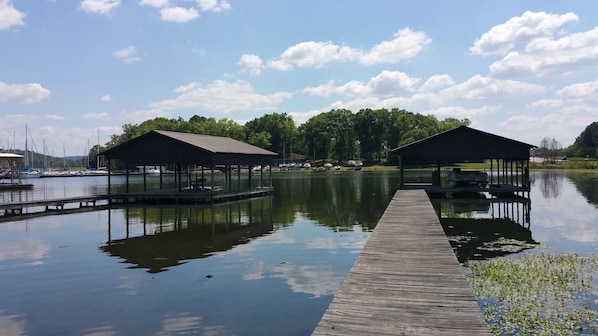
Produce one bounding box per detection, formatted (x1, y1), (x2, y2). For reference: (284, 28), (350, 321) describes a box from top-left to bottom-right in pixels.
(101, 198), (274, 273)
(432, 195), (537, 263)
(0, 312), (26, 336)
(533, 170), (562, 199)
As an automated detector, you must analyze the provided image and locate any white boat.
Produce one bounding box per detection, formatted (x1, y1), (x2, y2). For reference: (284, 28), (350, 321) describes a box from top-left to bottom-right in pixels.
(21, 169), (42, 178)
(447, 168), (489, 188)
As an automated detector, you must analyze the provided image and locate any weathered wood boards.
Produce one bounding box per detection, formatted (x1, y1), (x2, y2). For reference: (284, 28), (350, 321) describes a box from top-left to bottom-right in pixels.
(312, 189), (490, 335)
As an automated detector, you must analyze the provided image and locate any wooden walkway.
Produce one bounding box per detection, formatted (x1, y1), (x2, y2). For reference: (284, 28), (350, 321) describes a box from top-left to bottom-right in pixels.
(0, 188), (273, 220)
(312, 189), (490, 335)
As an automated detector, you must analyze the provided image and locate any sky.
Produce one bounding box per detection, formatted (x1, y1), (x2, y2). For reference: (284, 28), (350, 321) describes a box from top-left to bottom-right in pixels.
(1, 0), (598, 157)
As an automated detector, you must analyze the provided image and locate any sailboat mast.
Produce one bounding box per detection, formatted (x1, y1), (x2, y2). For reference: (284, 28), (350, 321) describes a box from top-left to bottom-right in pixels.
(25, 124), (28, 168)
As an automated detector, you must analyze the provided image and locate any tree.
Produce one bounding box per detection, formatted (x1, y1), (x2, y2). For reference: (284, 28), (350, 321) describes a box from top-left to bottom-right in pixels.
(245, 113), (298, 156)
(538, 137), (562, 163)
(566, 122), (598, 158)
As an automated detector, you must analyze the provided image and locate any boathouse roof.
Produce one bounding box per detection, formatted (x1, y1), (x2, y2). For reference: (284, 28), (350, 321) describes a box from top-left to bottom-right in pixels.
(391, 126), (536, 162)
(101, 130), (278, 165)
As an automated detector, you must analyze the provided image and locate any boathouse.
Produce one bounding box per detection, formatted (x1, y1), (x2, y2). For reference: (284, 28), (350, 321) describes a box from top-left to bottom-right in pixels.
(0, 153), (34, 190)
(391, 126), (536, 197)
(101, 130), (278, 203)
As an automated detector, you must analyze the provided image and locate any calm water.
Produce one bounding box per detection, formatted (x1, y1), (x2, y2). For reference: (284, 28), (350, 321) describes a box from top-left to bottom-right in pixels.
(1, 170), (598, 335)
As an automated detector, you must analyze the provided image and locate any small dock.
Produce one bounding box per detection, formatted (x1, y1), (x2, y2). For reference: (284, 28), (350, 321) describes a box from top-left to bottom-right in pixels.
(0, 188), (273, 220)
(312, 189), (490, 335)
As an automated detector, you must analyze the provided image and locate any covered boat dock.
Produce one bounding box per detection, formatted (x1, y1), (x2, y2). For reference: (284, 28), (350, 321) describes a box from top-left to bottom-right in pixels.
(391, 126), (536, 198)
(101, 130), (278, 204)
(0, 153), (34, 191)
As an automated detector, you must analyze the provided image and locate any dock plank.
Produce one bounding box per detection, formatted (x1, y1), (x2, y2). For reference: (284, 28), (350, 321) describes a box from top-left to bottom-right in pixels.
(312, 189), (490, 336)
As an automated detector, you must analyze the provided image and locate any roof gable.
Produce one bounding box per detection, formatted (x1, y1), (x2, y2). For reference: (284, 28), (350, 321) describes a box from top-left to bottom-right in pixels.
(391, 126), (536, 161)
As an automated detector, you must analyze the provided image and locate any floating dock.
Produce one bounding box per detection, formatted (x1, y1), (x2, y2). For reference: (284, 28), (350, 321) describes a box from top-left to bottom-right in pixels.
(312, 189), (490, 335)
(0, 187), (273, 220)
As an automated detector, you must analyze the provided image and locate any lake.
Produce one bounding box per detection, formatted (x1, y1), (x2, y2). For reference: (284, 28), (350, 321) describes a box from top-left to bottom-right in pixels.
(1, 170), (597, 335)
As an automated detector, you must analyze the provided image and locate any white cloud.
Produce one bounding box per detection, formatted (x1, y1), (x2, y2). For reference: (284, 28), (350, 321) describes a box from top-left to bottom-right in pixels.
(556, 80), (598, 101)
(79, 0), (121, 15)
(196, 0), (231, 12)
(118, 108), (171, 123)
(159, 6), (199, 23)
(359, 28), (431, 66)
(81, 112), (110, 120)
(368, 70), (420, 95)
(529, 99), (563, 109)
(112, 46), (141, 62)
(422, 105), (498, 118)
(303, 71), (419, 98)
(419, 74), (455, 92)
(440, 75), (545, 100)
(0, 0), (25, 30)
(101, 94), (112, 102)
(0, 81), (51, 104)
(150, 80), (292, 114)
(263, 28), (430, 71)
(45, 114), (65, 121)
(139, 0), (169, 8)
(489, 26), (598, 77)
(469, 11), (578, 56)
(238, 54), (263, 76)
(303, 80), (336, 97)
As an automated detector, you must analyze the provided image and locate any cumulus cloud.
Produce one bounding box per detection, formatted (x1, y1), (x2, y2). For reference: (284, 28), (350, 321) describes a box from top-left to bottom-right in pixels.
(440, 75), (545, 100)
(0, 81), (51, 104)
(139, 0), (169, 8)
(79, 0), (121, 15)
(143, 0), (230, 22)
(422, 105), (498, 118)
(529, 99), (563, 109)
(160, 6), (199, 22)
(112, 46), (141, 62)
(45, 114), (65, 121)
(101, 94), (112, 102)
(149, 80), (292, 114)
(196, 0), (230, 12)
(489, 26), (598, 77)
(556, 80), (598, 101)
(419, 74), (455, 92)
(0, 0), (25, 30)
(81, 112), (110, 120)
(256, 28), (430, 72)
(238, 54), (263, 76)
(360, 28), (432, 65)
(469, 11), (578, 56)
(303, 71), (419, 98)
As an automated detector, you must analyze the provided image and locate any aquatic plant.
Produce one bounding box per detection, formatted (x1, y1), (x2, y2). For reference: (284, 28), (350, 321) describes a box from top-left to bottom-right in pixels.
(467, 253), (598, 335)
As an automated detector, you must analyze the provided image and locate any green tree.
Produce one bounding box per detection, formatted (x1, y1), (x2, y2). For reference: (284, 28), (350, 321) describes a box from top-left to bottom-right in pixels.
(298, 113), (333, 161)
(567, 121), (598, 157)
(245, 113), (297, 156)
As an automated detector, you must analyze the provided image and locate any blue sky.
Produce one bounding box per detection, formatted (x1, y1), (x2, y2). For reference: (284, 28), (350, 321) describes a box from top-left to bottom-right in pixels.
(1, 0), (598, 156)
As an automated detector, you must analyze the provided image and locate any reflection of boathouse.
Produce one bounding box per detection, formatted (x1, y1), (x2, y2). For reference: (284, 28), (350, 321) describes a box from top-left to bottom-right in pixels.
(391, 126), (536, 198)
(101, 130), (278, 204)
(101, 198), (273, 273)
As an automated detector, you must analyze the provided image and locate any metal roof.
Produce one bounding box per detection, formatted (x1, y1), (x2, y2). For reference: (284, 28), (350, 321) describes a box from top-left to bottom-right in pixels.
(391, 126), (536, 161)
(101, 130), (278, 165)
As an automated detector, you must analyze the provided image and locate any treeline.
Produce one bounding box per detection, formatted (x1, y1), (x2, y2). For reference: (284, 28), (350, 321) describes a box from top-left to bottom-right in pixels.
(100, 108), (470, 164)
(565, 121), (598, 158)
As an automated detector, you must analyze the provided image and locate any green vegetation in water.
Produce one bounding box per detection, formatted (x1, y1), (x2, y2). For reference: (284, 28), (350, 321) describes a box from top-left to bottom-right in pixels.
(466, 253), (598, 335)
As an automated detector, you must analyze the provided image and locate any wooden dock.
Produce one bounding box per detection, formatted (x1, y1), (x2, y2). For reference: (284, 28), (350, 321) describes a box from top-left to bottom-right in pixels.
(0, 188), (273, 220)
(312, 189), (490, 335)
